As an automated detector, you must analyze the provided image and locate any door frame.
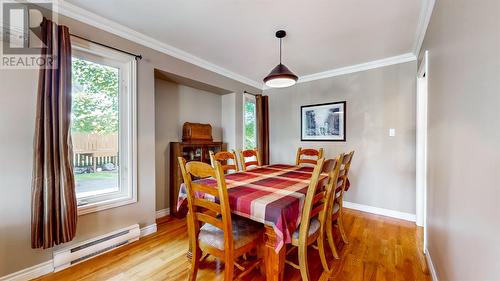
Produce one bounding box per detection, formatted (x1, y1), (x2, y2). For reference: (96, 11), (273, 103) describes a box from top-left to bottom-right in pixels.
(416, 50), (429, 253)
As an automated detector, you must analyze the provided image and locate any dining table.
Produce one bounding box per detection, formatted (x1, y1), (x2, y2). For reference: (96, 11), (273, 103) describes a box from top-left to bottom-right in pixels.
(177, 163), (329, 281)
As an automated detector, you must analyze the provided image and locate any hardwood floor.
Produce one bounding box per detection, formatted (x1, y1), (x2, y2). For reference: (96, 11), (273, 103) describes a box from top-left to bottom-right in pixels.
(35, 209), (431, 281)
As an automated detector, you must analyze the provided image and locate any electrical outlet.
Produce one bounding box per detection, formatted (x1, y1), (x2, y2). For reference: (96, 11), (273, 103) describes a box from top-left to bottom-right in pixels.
(389, 128), (396, 137)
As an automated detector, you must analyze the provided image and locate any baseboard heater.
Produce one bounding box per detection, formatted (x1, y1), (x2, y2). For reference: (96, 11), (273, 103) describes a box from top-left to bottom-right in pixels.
(53, 224), (140, 272)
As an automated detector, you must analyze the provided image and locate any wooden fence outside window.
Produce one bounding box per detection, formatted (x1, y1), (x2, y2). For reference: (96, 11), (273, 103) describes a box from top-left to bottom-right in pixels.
(72, 133), (118, 170)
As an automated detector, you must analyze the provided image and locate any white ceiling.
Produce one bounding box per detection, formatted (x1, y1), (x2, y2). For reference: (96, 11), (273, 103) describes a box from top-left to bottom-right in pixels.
(65, 0), (423, 88)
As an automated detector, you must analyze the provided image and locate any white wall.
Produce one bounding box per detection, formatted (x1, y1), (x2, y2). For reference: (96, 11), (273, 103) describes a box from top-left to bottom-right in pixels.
(221, 93), (237, 150)
(154, 79), (223, 211)
(420, 0), (500, 279)
(264, 62), (417, 214)
(221, 92), (244, 152)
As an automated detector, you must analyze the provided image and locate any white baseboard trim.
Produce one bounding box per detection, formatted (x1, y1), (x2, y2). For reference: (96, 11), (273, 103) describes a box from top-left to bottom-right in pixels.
(425, 248), (439, 281)
(343, 201), (416, 222)
(1, 223), (158, 281)
(0, 260), (54, 281)
(140, 223), (158, 237)
(155, 208), (170, 219)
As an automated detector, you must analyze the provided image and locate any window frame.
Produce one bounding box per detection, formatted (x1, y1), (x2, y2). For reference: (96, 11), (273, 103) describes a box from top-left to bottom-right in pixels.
(71, 37), (137, 216)
(242, 93), (257, 150)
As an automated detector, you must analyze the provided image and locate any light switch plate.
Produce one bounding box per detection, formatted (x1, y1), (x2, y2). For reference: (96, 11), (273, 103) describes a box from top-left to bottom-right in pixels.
(389, 128), (396, 137)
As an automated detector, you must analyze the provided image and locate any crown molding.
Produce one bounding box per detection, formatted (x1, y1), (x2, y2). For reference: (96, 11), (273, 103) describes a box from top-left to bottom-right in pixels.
(287, 53), (416, 86)
(413, 0), (436, 56)
(264, 0), (434, 89)
(53, 1), (262, 89)
(51, 1), (430, 91)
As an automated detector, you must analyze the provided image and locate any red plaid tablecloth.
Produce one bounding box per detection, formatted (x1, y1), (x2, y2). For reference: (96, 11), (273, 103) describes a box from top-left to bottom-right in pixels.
(177, 164), (329, 252)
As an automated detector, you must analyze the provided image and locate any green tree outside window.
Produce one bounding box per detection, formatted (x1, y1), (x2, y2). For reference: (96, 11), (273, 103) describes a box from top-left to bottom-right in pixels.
(71, 57), (119, 134)
(244, 100), (256, 149)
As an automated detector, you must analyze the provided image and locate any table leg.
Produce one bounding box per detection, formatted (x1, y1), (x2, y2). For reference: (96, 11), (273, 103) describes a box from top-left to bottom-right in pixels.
(263, 225), (285, 281)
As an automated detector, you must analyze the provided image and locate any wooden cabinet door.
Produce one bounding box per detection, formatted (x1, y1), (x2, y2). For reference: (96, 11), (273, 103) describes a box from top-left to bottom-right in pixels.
(204, 144), (222, 163)
(182, 145), (203, 162)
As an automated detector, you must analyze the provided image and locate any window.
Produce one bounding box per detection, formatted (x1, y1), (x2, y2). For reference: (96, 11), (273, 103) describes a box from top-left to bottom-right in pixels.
(71, 37), (137, 215)
(243, 94), (257, 150)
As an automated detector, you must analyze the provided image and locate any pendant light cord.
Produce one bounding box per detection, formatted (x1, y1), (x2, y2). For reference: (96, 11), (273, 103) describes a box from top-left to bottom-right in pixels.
(279, 38), (282, 64)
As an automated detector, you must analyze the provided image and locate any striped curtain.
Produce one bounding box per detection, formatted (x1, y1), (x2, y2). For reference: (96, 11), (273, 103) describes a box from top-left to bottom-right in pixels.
(31, 18), (77, 249)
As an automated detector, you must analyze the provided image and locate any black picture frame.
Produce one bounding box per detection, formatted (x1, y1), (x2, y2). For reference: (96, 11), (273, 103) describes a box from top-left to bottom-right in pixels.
(300, 101), (346, 142)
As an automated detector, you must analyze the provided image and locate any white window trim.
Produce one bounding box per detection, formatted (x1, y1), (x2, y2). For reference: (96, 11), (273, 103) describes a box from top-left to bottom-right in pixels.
(71, 36), (138, 216)
(242, 93), (257, 150)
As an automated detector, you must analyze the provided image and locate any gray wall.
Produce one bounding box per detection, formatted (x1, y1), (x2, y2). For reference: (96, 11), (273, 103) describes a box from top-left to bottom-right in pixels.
(154, 79), (223, 211)
(221, 92), (245, 152)
(420, 0), (500, 280)
(0, 14), (258, 278)
(264, 61), (417, 214)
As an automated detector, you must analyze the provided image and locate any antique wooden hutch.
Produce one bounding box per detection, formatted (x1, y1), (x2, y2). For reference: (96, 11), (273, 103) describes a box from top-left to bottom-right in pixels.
(169, 123), (226, 216)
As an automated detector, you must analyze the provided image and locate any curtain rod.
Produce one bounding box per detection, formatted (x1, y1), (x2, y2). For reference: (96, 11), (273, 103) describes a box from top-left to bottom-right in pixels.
(70, 34), (142, 60)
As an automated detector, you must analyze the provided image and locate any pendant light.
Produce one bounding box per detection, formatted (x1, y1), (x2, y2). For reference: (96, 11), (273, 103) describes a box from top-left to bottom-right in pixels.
(263, 30), (298, 88)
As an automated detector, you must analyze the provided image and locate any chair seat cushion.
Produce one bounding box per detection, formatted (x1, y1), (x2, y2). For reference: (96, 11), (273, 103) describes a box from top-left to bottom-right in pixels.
(292, 218), (321, 240)
(333, 204), (340, 214)
(199, 216), (262, 251)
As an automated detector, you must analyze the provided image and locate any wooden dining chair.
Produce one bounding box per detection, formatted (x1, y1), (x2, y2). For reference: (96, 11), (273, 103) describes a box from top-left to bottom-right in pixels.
(285, 158), (333, 280)
(295, 147), (324, 166)
(209, 150), (239, 173)
(178, 158), (263, 280)
(325, 151), (354, 259)
(323, 153), (345, 259)
(238, 149), (262, 171)
(340, 150), (355, 193)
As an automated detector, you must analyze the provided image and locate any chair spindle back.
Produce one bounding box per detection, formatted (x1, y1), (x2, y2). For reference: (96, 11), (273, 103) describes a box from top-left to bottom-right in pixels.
(238, 149), (262, 171)
(298, 158), (328, 244)
(210, 150), (239, 173)
(296, 147), (324, 166)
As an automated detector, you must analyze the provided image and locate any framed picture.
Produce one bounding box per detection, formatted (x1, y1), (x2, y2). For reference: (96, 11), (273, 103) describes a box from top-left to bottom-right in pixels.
(301, 101), (346, 141)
